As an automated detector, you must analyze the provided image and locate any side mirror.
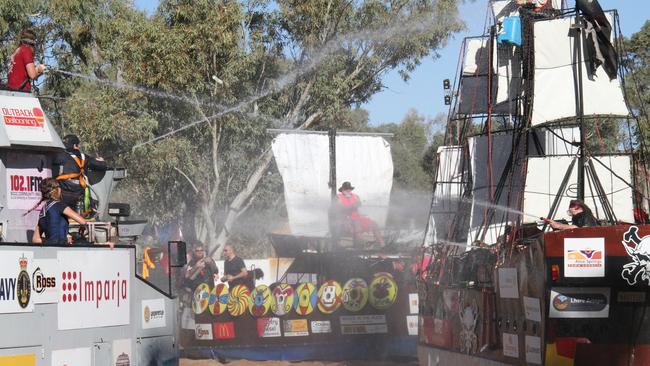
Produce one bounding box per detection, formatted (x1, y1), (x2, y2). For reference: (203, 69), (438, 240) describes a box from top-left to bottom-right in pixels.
(169, 241), (187, 268)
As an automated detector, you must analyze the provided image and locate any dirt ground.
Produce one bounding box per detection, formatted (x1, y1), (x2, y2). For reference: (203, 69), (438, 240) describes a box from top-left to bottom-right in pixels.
(180, 358), (418, 366)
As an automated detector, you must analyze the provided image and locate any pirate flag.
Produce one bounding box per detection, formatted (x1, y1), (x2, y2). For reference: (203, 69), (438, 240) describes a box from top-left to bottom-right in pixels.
(576, 0), (618, 80)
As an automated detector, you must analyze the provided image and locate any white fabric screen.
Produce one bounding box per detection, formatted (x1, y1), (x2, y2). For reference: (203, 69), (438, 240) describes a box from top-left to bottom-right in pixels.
(272, 133), (393, 237)
(531, 15), (629, 126)
(523, 155), (634, 223)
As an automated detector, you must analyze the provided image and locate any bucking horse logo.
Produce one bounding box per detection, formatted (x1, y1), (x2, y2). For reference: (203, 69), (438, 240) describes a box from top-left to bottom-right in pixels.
(621, 226), (650, 286)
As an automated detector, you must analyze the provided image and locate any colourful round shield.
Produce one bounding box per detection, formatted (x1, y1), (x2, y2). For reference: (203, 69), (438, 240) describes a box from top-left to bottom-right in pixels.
(270, 283), (294, 316)
(250, 285), (273, 317)
(295, 282), (317, 315)
(342, 278), (368, 312)
(369, 272), (398, 310)
(208, 283), (229, 315)
(317, 280), (342, 314)
(192, 283), (211, 314)
(227, 284), (252, 317)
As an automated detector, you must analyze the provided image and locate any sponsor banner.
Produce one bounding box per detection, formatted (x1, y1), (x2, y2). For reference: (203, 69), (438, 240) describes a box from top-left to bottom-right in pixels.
(549, 287), (610, 318)
(341, 323), (388, 335)
(0, 354), (35, 365)
(523, 296), (541, 322)
(498, 268), (519, 299)
(258, 317), (282, 337)
(142, 299), (166, 329)
(0, 251), (34, 313)
(112, 339), (132, 366)
(195, 323), (213, 340)
(525, 335), (542, 364)
(408, 293), (418, 314)
(214, 322), (235, 340)
(51, 347), (91, 366)
(406, 315), (418, 336)
(0, 96), (53, 143)
(339, 314), (386, 325)
(283, 319), (309, 337)
(6, 153), (51, 210)
(502, 333), (519, 358)
(32, 259), (59, 304)
(57, 250), (130, 330)
(310, 320), (332, 334)
(564, 238), (605, 277)
(617, 291), (646, 303)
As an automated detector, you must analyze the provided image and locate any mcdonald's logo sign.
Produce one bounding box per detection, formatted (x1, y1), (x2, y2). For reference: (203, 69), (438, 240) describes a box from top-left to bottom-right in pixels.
(213, 321), (235, 340)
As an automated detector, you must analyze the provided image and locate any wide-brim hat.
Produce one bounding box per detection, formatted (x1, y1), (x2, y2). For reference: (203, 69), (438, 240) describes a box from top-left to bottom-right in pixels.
(338, 181), (354, 192)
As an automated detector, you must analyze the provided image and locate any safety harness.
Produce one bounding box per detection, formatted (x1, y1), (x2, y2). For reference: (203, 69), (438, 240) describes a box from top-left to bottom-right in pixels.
(55, 153), (87, 188)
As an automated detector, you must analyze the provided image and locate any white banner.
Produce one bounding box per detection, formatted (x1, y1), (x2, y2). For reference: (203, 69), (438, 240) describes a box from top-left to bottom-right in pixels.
(0, 251), (34, 313)
(51, 347), (91, 366)
(502, 333), (519, 358)
(6, 153), (51, 210)
(195, 323), (213, 340)
(0, 95), (53, 143)
(57, 250), (130, 330)
(498, 268), (519, 299)
(142, 299), (166, 329)
(525, 335), (542, 364)
(406, 315), (418, 336)
(339, 314), (386, 325)
(310, 320), (332, 334)
(32, 258), (59, 304)
(564, 238), (605, 277)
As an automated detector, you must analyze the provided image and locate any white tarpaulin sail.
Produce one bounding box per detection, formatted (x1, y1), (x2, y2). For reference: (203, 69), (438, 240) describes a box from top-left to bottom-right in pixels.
(272, 133), (393, 237)
(523, 155), (634, 223)
(531, 15), (629, 126)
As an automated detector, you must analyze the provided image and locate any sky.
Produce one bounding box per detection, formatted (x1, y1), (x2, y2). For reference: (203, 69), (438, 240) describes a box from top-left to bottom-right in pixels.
(134, 0), (649, 125)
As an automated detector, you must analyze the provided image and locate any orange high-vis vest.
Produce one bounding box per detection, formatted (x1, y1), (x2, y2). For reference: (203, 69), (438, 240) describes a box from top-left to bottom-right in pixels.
(338, 193), (361, 220)
(55, 153), (86, 188)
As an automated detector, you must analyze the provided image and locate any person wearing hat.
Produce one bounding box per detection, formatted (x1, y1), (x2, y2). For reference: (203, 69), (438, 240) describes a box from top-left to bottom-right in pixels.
(7, 29), (47, 92)
(336, 181), (385, 245)
(546, 199), (599, 230)
(53, 134), (108, 211)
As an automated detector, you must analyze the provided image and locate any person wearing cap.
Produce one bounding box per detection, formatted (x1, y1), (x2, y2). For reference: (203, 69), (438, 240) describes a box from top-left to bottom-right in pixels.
(53, 134), (108, 210)
(7, 29), (47, 92)
(547, 199), (599, 230)
(336, 181), (385, 245)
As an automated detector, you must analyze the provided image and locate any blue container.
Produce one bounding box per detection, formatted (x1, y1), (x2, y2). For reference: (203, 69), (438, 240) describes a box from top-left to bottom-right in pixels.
(498, 16), (522, 46)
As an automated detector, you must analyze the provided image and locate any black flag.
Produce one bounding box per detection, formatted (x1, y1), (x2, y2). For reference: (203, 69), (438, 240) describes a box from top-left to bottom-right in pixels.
(576, 0), (618, 80)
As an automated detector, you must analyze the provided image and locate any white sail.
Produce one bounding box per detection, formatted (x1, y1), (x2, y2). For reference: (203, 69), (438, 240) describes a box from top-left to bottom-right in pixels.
(523, 155), (634, 223)
(531, 15), (629, 126)
(271, 133), (393, 237)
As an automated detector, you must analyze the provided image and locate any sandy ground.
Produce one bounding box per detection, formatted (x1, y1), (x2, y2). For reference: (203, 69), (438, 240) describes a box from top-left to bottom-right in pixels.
(180, 358), (417, 366)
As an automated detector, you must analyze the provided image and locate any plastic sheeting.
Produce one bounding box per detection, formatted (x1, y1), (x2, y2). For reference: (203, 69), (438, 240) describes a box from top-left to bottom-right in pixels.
(272, 133), (393, 237)
(523, 155), (634, 223)
(531, 15), (629, 126)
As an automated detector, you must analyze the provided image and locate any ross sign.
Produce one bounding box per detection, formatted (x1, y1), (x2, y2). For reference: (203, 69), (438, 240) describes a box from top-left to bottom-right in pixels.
(195, 323), (213, 340)
(564, 238), (605, 277)
(142, 299), (166, 329)
(57, 250), (130, 330)
(502, 333), (519, 358)
(406, 315), (418, 336)
(32, 259), (59, 304)
(340, 314), (388, 334)
(214, 322), (235, 340)
(523, 296), (541, 322)
(310, 320), (332, 334)
(0, 251), (34, 313)
(498, 268), (519, 299)
(6, 153), (51, 210)
(283, 319), (309, 337)
(112, 339), (132, 366)
(525, 335), (542, 364)
(409, 293), (418, 314)
(549, 287), (610, 318)
(0, 95), (53, 143)
(257, 317), (281, 337)
(0, 354), (35, 366)
(51, 347), (91, 366)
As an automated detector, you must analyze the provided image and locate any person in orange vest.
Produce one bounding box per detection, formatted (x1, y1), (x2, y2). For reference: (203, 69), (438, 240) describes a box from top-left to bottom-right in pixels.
(53, 134), (108, 211)
(6, 29), (47, 92)
(336, 181), (384, 245)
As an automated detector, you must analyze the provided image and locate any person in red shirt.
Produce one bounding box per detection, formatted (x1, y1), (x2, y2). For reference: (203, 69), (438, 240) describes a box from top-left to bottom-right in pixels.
(336, 181), (385, 245)
(7, 29), (47, 92)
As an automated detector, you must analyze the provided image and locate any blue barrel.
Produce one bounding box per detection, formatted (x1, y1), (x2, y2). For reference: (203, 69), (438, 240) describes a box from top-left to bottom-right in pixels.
(497, 16), (522, 46)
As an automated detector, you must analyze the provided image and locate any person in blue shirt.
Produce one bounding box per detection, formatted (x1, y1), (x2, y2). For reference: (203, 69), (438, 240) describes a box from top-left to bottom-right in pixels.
(31, 178), (87, 244)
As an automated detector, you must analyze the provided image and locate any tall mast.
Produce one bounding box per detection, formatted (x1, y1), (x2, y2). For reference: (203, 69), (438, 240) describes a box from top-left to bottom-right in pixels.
(575, 11), (586, 201)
